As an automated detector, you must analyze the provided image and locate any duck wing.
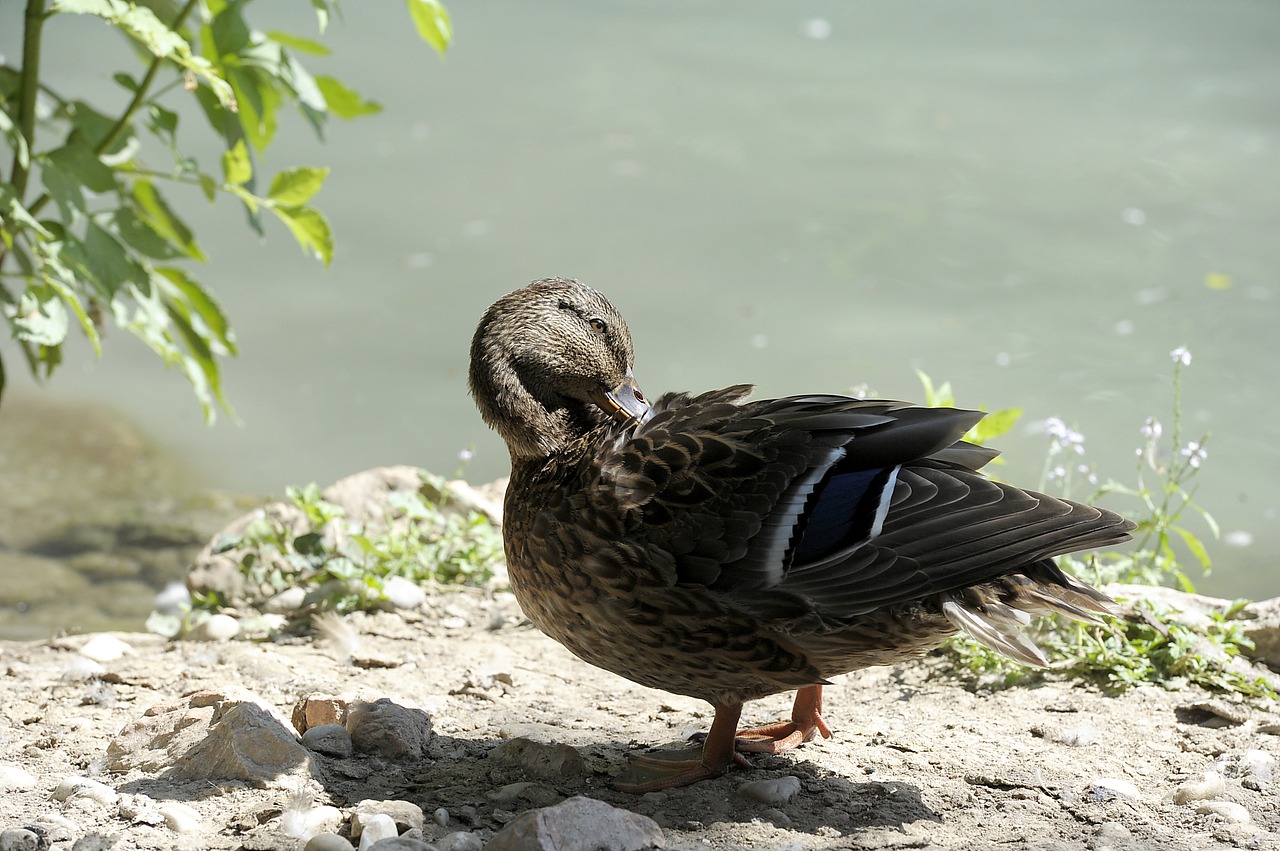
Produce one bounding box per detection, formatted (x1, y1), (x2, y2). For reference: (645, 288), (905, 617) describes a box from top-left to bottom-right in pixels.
(601, 387), (1130, 628)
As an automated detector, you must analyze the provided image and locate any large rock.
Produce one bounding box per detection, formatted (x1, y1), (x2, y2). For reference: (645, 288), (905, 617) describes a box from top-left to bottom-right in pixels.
(105, 688), (319, 785)
(188, 466), (505, 611)
(1106, 585), (1280, 672)
(485, 796), (664, 851)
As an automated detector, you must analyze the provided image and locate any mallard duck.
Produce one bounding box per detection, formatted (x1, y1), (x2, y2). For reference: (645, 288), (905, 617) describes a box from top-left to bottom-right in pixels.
(469, 277), (1134, 792)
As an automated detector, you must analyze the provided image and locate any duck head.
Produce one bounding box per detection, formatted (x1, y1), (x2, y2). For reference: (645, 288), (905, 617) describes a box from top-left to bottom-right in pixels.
(469, 278), (651, 462)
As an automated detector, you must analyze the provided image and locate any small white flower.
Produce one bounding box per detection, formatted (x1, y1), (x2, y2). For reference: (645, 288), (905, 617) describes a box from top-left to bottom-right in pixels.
(458, 447), (475, 462)
(1048, 465), (1067, 482)
(1179, 441), (1207, 469)
(1044, 417), (1068, 439)
(1140, 417), (1162, 441)
(1170, 346), (1192, 366)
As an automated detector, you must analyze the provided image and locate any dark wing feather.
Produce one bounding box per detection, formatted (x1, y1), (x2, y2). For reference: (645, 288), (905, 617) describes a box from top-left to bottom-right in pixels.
(598, 386), (1131, 629)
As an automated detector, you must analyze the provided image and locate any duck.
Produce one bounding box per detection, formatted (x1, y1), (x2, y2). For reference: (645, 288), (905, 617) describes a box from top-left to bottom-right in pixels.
(468, 277), (1135, 793)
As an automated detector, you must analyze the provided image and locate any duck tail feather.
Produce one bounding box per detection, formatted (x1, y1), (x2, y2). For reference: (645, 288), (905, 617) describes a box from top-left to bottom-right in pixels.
(942, 598), (1050, 668)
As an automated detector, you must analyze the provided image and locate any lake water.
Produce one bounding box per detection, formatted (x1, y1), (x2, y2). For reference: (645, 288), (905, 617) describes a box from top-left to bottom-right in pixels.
(3, 1), (1277, 608)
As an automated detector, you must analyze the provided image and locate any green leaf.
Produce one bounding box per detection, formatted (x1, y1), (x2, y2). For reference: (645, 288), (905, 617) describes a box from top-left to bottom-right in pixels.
(132, 180), (206, 261)
(225, 64), (282, 151)
(265, 31), (331, 56)
(222, 139), (252, 185)
(270, 205), (333, 265)
(405, 0), (452, 54)
(45, 143), (116, 193)
(109, 207), (184, 260)
(41, 270), (102, 357)
(267, 166), (329, 206)
(315, 76), (382, 119)
(0, 108), (30, 171)
(8, 283), (70, 347)
(154, 266), (237, 354)
(84, 222), (147, 295)
(52, 0), (236, 109)
(969, 407), (1022, 445)
(1173, 526), (1213, 572)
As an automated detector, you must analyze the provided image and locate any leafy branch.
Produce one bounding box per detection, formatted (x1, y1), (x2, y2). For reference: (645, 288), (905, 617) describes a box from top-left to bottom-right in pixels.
(0, 0), (453, 420)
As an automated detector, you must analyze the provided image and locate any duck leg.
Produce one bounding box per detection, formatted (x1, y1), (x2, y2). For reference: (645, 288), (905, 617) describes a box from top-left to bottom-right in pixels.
(735, 684), (833, 754)
(612, 703), (752, 792)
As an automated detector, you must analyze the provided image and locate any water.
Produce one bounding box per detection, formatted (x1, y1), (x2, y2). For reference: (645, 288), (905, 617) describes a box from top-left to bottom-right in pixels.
(2, 1), (1277, 609)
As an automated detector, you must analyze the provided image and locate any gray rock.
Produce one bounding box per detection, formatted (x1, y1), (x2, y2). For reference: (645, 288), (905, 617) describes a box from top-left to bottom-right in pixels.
(435, 833), (482, 851)
(106, 688), (319, 785)
(489, 781), (561, 808)
(347, 699), (432, 760)
(1086, 778), (1141, 802)
(1171, 770), (1225, 804)
(356, 814), (398, 851)
(366, 840), (437, 851)
(184, 612), (240, 641)
(303, 724), (354, 758)
(487, 738), (586, 784)
(485, 796), (664, 851)
(350, 800), (425, 837)
(1195, 801), (1251, 823)
(304, 834), (354, 851)
(69, 834), (119, 851)
(739, 775), (801, 805)
(0, 829), (44, 851)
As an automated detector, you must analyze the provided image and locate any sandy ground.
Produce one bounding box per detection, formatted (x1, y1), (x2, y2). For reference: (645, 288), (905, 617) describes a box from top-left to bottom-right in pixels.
(2, 587), (1277, 851)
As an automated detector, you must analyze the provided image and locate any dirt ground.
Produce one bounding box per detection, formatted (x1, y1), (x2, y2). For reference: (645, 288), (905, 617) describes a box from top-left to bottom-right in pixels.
(2, 586), (1277, 850)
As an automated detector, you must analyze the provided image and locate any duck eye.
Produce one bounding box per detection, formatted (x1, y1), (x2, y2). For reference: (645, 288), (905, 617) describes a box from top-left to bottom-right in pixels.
(589, 318), (608, 334)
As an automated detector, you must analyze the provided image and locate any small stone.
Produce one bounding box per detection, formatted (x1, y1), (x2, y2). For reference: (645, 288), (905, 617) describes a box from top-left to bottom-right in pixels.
(303, 724), (354, 758)
(0, 765), (37, 791)
(68, 833), (116, 851)
(356, 814), (398, 850)
(759, 808), (792, 827)
(1092, 821), (1132, 849)
(117, 793), (164, 826)
(264, 586), (308, 613)
(435, 832), (482, 851)
(0, 828), (43, 851)
(52, 776), (118, 806)
(432, 808), (448, 828)
(292, 694), (350, 733)
(740, 775), (802, 805)
(1236, 749), (1274, 785)
(365, 839), (435, 851)
(347, 699), (432, 760)
(1195, 801), (1251, 823)
(30, 813), (77, 843)
(1087, 778), (1141, 802)
(77, 634), (132, 663)
(186, 613), (240, 641)
(487, 738), (586, 783)
(1172, 771), (1226, 804)
(382, 576), (426, 610)
(485, 796), (664, 851)
(304, 833), (354, 851)
(159, 801), (202, 833)
(281, 804), (344, 838)
(489, 781), (560, 808)
(351, 800), (425, 837)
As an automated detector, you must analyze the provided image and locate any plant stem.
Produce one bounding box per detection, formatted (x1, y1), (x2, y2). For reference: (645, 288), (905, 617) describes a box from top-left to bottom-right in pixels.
(7, 0), (48, 202)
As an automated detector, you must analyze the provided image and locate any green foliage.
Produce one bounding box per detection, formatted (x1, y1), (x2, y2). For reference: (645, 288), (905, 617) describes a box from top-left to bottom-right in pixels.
(1, 0), (449, 420)
(935, 351), (1274, 701)
(213, 473), (503, 620)
(915, 368), (1023, 453)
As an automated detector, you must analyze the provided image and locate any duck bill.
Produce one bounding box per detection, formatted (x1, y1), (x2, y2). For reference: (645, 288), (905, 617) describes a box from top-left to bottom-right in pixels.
(590, 372), (652, 426)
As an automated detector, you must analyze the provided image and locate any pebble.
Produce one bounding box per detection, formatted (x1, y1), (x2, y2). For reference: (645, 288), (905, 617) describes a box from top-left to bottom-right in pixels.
(1236, 750), (1274, 785)
(356, 813), (398, 850)
(292, 693), (350, 732)
(351, 801), (425, 837)
(1172, 770), (1226, 804)
(51, 776), (118, 806)
(432, 808), (449, 828)
(0, 828), (42, 851)
(486, 796), (664, 851)
(1086, 778), (1141, 802)
(1093, 821), (1132, 848)
(435, 832), (482, 851)
(382, 576), (426, 610)
(264, 586), (308, 613)
(159, 801), (202, 833)
(366, 839), (436, 850)
(77, 634), (132, 663)
(302, 724), (355, 758)
(1195, 801), (1251, 824)
(740, 775), (802, 805)
(304, 833), (354, 851)
(117, 793), (164, 826)
(0, 765), (37, 791)
(281, 804), (343, 838)
(30, 813), (77, 843)
(186, 613), (240, 641)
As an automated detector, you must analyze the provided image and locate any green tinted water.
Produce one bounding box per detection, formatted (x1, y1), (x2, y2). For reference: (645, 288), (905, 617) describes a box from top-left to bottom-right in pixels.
(3, 1), (1277, 608)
